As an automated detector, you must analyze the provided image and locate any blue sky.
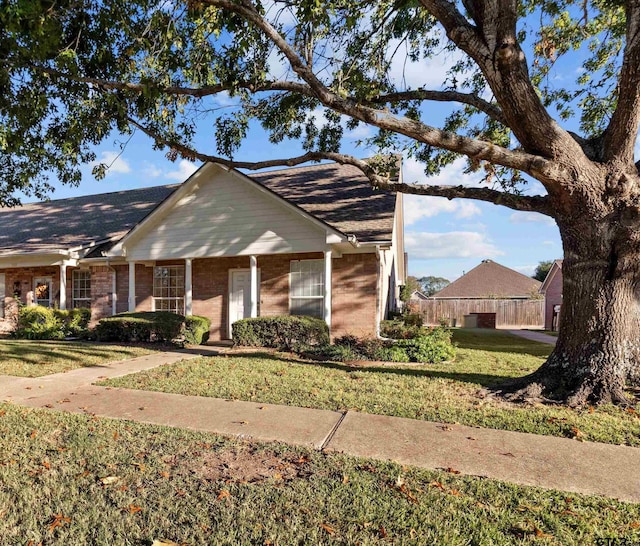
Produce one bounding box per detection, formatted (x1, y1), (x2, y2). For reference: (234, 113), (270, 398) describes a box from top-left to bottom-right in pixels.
(28, 20), (567, 283)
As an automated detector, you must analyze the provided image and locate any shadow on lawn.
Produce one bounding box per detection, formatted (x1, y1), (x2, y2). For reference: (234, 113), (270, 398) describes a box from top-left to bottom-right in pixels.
(0, 340), (161, 367)
(221, 351), (524, 388)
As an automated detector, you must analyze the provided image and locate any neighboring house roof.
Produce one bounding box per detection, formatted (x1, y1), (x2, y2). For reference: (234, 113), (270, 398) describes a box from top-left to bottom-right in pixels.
(0, 185), (178, 256)
(539, 259), (563, 294)
(0, 161), (396, 257)
(432, 259), (542, 299)
(409, 290), (429, 301)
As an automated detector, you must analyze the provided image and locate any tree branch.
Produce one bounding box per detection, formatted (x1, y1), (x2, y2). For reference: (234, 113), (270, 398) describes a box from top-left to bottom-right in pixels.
(602, 1), (640, 164)
(198, 0), (563, 183)
(128, 116), (552, 216)
(379, 180), (553, 215)
(13, 63), (314, 98)
(369, 89), (506, 124)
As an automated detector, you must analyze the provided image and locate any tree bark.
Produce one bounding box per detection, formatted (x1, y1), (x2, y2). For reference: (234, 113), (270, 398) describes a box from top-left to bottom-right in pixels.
(498, 207), (640, 406)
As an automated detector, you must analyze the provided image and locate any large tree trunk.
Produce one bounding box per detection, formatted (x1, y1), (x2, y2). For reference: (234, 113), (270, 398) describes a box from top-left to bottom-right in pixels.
(500, 212), (640, 406)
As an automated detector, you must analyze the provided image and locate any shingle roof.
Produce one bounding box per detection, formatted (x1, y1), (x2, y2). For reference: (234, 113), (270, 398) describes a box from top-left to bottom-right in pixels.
(251, 162), (396, 242)
(0, 161), (396, 256)
(432, 260), (542, 299)
(0, 185), (178, 256)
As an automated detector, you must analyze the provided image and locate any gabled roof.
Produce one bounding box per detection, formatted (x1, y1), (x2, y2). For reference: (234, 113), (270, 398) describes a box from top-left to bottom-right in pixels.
(0, 161), (396, 257)
(409, 290), (429, 301)
(539, 259), (563, 293)
(251, 162), (396, 243)
(432, 259), (542, 299)
(0, 185), (178, 256)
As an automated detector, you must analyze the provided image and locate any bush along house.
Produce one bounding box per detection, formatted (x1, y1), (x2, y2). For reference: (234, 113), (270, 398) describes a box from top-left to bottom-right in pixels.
(0, 161), (406, 340)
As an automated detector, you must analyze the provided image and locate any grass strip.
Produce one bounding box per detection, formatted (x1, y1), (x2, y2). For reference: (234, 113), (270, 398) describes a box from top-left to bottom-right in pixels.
(0, 403), (638, 545)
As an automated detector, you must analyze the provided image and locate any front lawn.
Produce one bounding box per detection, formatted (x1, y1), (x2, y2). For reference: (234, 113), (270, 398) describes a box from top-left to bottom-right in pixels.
(101, 329), (640, 446)
(0, 340), (158, 377)
(0, 404), (638, 545)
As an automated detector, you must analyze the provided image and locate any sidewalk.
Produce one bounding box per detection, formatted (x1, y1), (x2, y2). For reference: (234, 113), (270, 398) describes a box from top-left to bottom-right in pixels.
(508, 329), (558, 345)
(1, 348), (638, 503)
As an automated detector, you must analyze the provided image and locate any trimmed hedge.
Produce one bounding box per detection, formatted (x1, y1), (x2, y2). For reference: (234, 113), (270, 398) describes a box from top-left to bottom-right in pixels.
(184, 315), (211, 345)
(55, 308), (91, 336)
(232, 315), (329, 351)
(95, 312), (211, 345)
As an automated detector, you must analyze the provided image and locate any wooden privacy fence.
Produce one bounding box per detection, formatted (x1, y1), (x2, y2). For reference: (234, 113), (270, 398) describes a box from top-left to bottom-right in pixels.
(417, 299), (544, 329)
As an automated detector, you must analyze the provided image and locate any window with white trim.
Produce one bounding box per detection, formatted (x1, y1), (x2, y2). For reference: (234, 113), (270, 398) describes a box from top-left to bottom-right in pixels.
(72, 270), (92, 309)
(153, 266), (185, 314)
(289, 259), (324, 318)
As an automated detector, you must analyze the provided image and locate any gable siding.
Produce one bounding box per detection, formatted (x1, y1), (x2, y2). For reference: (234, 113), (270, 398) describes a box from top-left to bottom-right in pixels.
(125, 171), (327, 261)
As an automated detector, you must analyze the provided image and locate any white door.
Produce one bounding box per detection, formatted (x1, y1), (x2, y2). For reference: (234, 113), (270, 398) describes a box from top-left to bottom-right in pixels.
(229, 270), (252, 327)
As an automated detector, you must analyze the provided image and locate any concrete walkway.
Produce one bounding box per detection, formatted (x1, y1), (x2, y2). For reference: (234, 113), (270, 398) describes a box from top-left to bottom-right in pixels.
(508, 329), (558, 345)
(1, 348), (638, 503)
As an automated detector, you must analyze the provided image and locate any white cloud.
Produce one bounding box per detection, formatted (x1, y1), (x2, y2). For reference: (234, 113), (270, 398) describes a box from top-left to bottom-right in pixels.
(405, 231), (504, 260)
(142, 162), (163, 179)
(92, 150), (131, 175)
(509, 211), (556, 227)
(403, 156), (486, 188)
(404, 194), (481, 226)
(514, 264), (537, 276)
(166, 160), (199, 181)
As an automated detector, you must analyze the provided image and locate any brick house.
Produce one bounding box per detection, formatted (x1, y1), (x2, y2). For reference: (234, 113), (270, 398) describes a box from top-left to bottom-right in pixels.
(539, 260), (563, 331)
(0, 161), (405, 340)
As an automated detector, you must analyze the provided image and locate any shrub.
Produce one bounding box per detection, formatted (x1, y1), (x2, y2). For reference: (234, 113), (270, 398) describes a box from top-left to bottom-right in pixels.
(306, 343), (359, 362)
(54, 308), (91, 336)
(184, 315), (211, 345)
(395, 327), (456, 363)
(380, 320), (424, 339)
(404, 313), (424, 327)
(232, 315), (329, 351)
(14, 305), (64, 340)
(95, 312), (184, 343)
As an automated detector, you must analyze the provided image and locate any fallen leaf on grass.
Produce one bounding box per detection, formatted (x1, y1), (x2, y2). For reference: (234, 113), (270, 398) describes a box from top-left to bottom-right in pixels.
(449, 489), (461, 496)
(379, 526), (388, 538)
(534, 527), (554, 539)
(320, 523), (335, 535)
(41, 461), (51, 470)
(49, 513), (71, 533)
(571, 426), (584, 441)
(429, 480), (446, 491)
(217, 490), (231, 501)
(445, 467), (461, 474)
(100, 476), (120, 485)
(126, 504), (142, 514)
(151, 540), (185, 546)
(630, 522), (640, 529)
(159, 471), (170, 478)
(131, 462), (146, 472)
(30, 430), (37, 439)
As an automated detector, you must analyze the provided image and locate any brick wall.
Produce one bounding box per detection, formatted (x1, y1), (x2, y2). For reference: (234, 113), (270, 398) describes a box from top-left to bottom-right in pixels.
(89, 266), (113, 323)
(544, 269), (563, 330)
(331, 253), (379, 338)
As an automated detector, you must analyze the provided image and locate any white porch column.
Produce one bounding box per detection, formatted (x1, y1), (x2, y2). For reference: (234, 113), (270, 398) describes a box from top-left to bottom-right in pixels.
(59, 263), (67, 310)
(250, 255), (258, 318)
(185, 258), (193, 316)
(128, 262), (136, 312)
(324, 249), (332, 328)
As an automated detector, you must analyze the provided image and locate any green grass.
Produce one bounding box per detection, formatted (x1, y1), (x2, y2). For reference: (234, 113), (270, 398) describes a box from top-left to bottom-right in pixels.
(0, 340), (159, 377)
(102, 329), (640, 446)
(0, 403), (638, 545)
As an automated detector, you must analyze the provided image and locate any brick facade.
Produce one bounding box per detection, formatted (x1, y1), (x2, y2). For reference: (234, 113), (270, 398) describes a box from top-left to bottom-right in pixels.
(0, 252), (382, 339)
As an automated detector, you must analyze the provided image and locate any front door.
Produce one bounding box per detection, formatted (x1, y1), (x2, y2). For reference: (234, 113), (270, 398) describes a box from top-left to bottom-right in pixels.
(34, 277), (53, 307)
(229, 269), (252, 334)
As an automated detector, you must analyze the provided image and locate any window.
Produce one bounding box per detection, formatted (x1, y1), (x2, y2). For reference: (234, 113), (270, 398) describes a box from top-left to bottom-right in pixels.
(34, 277), (52, 307)
(72, 270), (92, 309)
(153, 266), (185, 314)
(290, 259), (324, 318)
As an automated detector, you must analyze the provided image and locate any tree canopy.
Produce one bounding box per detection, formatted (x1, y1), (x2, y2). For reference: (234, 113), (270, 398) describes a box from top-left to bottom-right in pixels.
(419, 276), (451, 296)
(3, 0), (640, 406)
(532, 260), (554, 282)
